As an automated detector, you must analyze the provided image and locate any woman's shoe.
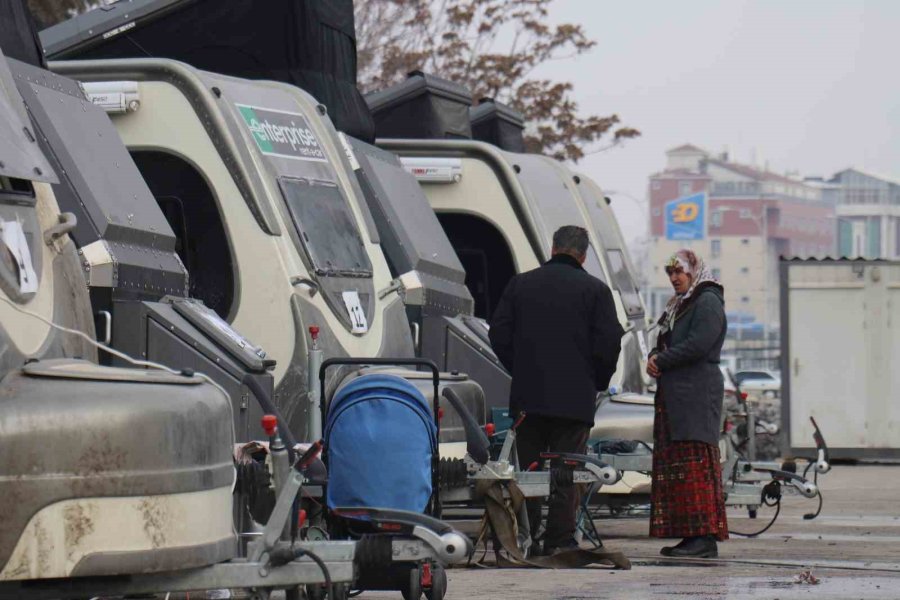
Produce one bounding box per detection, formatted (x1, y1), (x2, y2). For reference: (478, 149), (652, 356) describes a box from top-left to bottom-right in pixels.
(669, 535), (718, 558)
(660, 537), (691, 556)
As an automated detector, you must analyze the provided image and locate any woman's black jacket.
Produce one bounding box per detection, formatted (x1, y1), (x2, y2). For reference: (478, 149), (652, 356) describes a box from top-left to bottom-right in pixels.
(651, 283), (727, 446)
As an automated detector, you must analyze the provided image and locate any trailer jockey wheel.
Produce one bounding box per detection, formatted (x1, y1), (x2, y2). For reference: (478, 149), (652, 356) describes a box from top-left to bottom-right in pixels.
(401, 564), (423, 600)
(425, 564), (448, 600)
(305, 583), (349, 599)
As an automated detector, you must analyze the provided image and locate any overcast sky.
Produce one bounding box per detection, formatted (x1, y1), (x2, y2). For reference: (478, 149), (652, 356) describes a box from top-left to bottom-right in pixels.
(540, 0), (900, 245)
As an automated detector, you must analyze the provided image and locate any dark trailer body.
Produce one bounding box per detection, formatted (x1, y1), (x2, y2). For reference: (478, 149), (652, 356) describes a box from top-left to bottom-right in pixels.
(0, 0), (43, 67)
(39, 0), (374, 141)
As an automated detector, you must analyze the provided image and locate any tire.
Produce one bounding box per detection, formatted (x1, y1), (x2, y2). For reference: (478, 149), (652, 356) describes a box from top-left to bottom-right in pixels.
(305, 584), (327, 600)
(401, 565), (423, 600)
(425, 564), (448, 600)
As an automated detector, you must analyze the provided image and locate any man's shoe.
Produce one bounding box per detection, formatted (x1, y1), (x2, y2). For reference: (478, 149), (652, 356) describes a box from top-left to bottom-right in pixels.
(544, 539), (580, 556)
(668, 535), (718, 558)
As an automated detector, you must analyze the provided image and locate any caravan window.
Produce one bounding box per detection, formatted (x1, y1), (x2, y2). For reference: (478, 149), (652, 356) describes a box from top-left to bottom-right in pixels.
(618, 332), (645, 394)
(506, 155), (607, 284)
(580, 190), (645, 319)
(278, 177), (372, 278)
(606, 249), (644, 319)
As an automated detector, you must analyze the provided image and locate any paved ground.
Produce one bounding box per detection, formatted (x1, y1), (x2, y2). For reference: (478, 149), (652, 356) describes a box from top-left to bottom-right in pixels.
(362, 465), (900, 599)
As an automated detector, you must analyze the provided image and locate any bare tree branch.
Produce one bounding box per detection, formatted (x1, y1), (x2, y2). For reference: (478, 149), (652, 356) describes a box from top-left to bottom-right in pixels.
(354, 0), (639, 162)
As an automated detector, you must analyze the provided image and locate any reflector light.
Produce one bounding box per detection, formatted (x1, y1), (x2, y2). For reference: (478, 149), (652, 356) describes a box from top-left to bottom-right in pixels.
(261, 414), (278, 437)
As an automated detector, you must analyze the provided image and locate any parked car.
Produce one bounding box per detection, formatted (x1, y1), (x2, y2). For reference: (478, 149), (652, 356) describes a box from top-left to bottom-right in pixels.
(734, 370), (781, 399)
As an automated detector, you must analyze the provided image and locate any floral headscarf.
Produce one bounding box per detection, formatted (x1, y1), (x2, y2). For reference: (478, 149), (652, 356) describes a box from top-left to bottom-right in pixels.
(660, 248), (719, 333)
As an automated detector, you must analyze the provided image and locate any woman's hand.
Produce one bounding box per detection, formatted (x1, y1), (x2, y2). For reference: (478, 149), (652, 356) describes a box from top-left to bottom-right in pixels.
(647, 354), (661, 378)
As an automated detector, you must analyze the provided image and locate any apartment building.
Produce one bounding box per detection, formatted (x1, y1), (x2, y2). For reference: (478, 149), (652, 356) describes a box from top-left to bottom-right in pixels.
(646, 144), (835, 340)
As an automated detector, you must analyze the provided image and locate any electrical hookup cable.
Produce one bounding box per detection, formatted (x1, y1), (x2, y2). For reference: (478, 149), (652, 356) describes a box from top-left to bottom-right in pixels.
(800, 462), (825, 521)
(268, 546), (334, 598)
(803, 490), (824, 521)
(0, 295), (235, 405)
(727, 481), (782, 538)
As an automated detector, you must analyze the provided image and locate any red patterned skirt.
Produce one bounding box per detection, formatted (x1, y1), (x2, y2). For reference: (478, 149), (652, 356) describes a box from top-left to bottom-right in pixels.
(650, 398), (729, 540)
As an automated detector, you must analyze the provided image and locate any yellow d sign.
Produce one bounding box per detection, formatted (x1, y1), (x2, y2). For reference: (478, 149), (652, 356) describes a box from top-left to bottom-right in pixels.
(672, 202), (699, 223)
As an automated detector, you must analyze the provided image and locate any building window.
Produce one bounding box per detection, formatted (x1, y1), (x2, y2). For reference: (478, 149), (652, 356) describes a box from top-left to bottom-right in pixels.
(710, 210), (722, 227)
(652, 181), (661, 190)
(741, 238), (750, 245)
(741, 267), (749, 274)
(741, 296), (750, 303)
(740, 208), (752, 219)
(895, 219), (900, 256)
(679, 181), (692, 197)
(839, 219), (854, 257)
(712, 267), (721, 280)
(867, 217), (881, 258)
(711, 239), (722, 258)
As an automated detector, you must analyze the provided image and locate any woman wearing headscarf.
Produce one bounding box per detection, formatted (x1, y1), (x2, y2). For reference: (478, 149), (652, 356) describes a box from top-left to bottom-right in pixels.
(646, 248), (728, 558)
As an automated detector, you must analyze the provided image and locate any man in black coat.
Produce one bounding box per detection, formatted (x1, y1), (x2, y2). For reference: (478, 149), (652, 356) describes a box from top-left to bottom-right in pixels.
(489, 225), (623, 554)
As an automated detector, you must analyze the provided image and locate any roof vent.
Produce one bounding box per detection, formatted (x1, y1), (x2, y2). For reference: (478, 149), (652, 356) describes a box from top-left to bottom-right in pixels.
(366, 71), (472, 140)
(469, 97), (526, 152)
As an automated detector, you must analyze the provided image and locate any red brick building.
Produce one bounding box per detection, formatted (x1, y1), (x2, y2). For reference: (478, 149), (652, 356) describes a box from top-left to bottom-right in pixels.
(647, 144), (835, 341)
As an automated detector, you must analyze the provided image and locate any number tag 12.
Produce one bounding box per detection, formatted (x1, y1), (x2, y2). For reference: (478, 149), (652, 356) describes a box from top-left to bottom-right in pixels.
(342, 290), (369, 334)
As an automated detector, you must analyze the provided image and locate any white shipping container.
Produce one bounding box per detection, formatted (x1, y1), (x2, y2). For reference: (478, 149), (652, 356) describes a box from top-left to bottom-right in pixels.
(781, 260), (900, 459)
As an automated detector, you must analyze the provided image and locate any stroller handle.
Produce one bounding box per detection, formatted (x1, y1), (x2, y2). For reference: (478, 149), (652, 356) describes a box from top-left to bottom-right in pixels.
(318, 357), (441, 437)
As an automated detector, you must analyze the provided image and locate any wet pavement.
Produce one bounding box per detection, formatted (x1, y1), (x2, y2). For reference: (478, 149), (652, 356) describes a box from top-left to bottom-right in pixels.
(361, 465), (900, 599)
(439, 571), (898, 599)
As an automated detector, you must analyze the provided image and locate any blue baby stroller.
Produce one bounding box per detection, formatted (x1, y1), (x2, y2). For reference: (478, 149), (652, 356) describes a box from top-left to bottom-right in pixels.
(320, 358), (460, 600)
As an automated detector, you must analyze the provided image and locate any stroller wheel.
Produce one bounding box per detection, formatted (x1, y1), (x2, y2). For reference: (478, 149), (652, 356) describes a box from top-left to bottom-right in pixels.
(401, 565), (423, 600)
(425, 564), (448, 600)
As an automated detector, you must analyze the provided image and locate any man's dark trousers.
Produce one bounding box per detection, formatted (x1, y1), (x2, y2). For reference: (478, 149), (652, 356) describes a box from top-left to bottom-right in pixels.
(516, 415), (591, 550)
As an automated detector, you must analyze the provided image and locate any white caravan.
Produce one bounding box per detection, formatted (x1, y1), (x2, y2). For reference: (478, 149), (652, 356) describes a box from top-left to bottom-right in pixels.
(51, 58), (484, 446)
